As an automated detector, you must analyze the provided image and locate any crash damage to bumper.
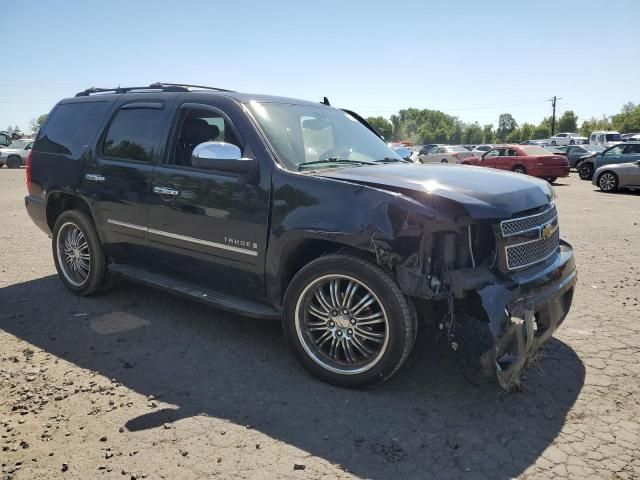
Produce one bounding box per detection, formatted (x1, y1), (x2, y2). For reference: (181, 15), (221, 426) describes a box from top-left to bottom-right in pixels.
(443, 241), (576, 388)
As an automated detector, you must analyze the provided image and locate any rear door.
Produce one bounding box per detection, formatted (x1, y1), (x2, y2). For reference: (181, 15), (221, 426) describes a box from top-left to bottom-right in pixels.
(493, 147), (519, 171)
(83, 98), (174, 267)
(146, 99), (271, 298)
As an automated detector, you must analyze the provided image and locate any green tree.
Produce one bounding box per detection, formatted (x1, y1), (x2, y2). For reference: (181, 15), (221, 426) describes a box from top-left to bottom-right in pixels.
(463, 123), (483, 144)
(29, 114), (48, 134)
(520, 122), (534, 141)
(532, 124), (551, 139)
(482, 124), (494, 143)
(611, 102), (640, 133)
(497, 113), (517, 141)
(366, 116), (393, 140)
(557, 111), (578, 132)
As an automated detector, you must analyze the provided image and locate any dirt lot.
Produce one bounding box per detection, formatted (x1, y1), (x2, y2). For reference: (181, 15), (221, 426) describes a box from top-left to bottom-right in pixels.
(0, 168), (638, 480)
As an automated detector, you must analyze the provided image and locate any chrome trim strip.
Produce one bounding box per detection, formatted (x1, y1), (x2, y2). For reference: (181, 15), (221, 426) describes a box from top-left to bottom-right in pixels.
(500, 203), (557, 237)
(146, 228), (258, 256)
(107, 219), (147, 231)
(106, 219), (257, 256)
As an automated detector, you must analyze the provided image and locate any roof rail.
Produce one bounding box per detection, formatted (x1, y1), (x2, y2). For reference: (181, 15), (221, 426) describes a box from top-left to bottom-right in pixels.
(75, 82), (234, 97)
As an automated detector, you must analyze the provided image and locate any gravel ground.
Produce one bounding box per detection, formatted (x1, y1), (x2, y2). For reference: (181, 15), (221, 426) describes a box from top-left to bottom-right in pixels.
(1, 168), (639, 480)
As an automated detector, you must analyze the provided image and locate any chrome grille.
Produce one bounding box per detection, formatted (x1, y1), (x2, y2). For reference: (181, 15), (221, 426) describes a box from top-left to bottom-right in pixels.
(506, 228), (560, 270)
(501, 204), (557, 237)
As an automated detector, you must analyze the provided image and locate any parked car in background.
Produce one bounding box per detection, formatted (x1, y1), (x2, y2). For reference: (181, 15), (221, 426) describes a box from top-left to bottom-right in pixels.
(621, 133), (640, 142)
(470, 144), (493, 156)
(390, 144), (412, 161)
(593, 160), (640, 192)
(411, 143), (444, 163)
(520, 139), (548, 146)
(578, 142), (640, 180)
(0, 139), (33, 168)
(0, 131), (11, 148)
(553, 144), (604, 168)
(418, 145), (474, 163)
(463, 144), (569, 182)
(549, 132), (588, 146)
(589, 131), (622, 147)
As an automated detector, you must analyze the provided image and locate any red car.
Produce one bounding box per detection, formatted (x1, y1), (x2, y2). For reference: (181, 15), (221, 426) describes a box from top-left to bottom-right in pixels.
(462, 144), (569, 182)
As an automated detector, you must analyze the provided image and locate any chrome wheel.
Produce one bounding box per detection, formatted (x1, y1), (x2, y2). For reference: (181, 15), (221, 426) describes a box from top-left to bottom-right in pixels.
(295, 274), (389, 375)
(599, 172), (617, 191)
(513, 167), (526, 174)
(56, 222), (91, 286)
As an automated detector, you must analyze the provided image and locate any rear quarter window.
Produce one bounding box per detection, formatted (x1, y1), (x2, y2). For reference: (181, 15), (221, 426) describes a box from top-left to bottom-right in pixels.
(35, 101), (111, 159)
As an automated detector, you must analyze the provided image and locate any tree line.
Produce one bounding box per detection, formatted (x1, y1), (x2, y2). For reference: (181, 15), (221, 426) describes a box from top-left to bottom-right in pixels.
(367, 102), (640, 145)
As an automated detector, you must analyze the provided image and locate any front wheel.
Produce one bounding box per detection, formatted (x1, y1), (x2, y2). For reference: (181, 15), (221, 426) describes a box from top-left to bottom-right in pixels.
(441, 159), (448, 163)
(569, 140), (575, 145)
(546, 177), (557, 183)
(283, 254), (417, 387)
(52, 210), (108, 295)
(6, 156), (21, 169)
(551, 140), (557, 146)
(578, 163), (594, 180)
(598, 171), (618, 192)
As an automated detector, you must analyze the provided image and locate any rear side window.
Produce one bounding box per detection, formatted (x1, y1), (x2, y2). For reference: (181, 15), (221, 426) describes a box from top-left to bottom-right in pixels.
(103, 108), (164, 162)
(35, 101), (110, 158)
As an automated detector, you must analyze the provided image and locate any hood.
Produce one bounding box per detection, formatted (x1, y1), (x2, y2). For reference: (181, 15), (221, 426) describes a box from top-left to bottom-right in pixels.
(314, 163), (554, 219)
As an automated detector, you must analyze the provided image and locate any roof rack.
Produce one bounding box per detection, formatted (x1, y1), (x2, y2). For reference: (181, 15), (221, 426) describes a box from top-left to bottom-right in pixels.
(75, 82), (234, 97)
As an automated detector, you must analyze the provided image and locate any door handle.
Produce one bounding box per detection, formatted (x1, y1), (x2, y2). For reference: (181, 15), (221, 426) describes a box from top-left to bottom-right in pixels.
(153, 186), (180, 196)
(85, 173), (105, 182)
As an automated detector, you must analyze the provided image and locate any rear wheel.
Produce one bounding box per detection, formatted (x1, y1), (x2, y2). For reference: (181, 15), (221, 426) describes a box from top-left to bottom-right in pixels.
(283, 254), (417, 387)
(570, 140), (575, 145)
(551, 140), (557, 146)
(578, 162), (594, 180)
(598, 171), (618, 192)
(512, 165), (527, 174)
(52, 210), (108, 296)
(546, 177), (557, 183)
(441, 159), (448, 163)
(6, 156), (21, 169)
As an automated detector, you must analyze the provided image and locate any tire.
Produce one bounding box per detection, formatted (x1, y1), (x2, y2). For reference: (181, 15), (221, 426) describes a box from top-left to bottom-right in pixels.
(574, 159), (583, 171)
(441, 159), (448, 163)
(578, 163), (594, 180)
(546, 177), (557, 183)
(570, 140), (575, 145)
(6, 156), (21, 169)
(598, 171), (618, 192)
(282, 253), (417, 388)
(551, 140), (557, 146)
(52, 210), (108, 296)
(512, 165), (527, 174)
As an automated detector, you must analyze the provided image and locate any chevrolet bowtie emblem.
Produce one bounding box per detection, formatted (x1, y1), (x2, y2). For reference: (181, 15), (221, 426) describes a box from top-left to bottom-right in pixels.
(541, 222), (558, 240)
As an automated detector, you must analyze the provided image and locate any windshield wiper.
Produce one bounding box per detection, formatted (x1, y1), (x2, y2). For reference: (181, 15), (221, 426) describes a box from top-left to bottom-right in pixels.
(376, 156), (408, 163)
(297, 158), (376, 170)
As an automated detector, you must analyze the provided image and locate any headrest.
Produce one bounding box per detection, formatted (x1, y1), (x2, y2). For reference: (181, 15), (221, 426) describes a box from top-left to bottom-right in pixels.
(181, 118), (212, 144)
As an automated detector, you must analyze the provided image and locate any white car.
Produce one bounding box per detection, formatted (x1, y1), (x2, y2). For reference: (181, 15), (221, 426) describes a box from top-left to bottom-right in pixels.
(0, 139), (33, 168)
(470, 144), (493, 156)
(549, 132), (588, 146)
(588, 131), (623, 148)
(418, 145), (474, 164)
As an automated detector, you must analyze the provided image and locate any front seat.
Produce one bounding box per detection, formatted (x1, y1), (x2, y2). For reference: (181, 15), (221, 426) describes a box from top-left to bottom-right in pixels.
(176, 118), (217, 167)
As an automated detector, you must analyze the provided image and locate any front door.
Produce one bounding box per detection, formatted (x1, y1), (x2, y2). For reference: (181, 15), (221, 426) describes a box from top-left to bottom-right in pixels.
(481, 148), (502, 168)
(147, 102), (271, 299)
(83, 99), (173, 266)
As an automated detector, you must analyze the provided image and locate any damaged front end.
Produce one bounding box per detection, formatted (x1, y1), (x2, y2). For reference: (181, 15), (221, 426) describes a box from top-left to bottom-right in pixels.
(390, 202), (577, 389)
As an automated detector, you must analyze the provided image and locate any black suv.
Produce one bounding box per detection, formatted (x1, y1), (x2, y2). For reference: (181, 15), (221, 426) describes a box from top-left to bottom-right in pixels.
(25, 83), (577, 388)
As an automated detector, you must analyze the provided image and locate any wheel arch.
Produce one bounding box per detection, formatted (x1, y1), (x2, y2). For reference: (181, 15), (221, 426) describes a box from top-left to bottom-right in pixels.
(46, 192), (94, 231)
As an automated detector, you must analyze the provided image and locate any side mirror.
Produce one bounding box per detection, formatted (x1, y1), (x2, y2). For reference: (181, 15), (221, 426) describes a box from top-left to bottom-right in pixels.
(191, 142), (256, 174)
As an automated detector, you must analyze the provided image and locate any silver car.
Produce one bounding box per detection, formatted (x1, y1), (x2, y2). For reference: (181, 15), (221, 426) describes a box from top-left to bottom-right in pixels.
(592, 160), (640, 192)
(0, 139), (33, 168)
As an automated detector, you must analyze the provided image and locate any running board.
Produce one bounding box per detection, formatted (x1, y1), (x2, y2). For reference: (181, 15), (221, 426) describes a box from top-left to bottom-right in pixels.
(108, 264), (280, 320)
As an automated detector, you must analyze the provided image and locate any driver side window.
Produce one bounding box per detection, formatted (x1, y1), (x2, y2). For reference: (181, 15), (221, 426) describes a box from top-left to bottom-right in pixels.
(171, 107), (241, 167)
(485, 149), (502, 157)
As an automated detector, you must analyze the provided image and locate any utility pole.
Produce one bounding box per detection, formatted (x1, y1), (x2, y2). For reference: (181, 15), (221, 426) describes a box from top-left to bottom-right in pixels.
(550, 96), (557, 135)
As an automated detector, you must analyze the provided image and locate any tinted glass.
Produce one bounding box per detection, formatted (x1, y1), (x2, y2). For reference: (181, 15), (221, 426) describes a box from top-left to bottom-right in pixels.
(103, 108), (164, 162)
(606, 133), (622, 141)
(624, 144), (640, 154)
(35, 101), (110, 158)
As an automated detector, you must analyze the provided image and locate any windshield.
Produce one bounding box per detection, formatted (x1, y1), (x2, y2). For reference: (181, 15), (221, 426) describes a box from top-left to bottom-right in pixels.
(8, 139), (29, 149)
(247, 102), (402, 170)
(606, 133), (621, 141)
(521, 146), (551, 156)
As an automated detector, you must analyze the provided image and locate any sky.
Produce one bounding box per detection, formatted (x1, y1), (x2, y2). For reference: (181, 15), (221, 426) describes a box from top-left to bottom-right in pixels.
(2, 0), (638, 133)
